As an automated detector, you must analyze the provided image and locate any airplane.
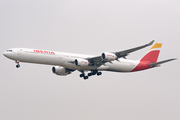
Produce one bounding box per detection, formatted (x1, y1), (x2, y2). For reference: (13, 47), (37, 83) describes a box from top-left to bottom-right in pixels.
(3, 40), (176, 80)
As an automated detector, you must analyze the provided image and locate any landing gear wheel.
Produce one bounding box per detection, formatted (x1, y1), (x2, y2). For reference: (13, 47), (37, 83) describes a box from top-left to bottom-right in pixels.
(97, 72), (102, 76)
(80, 74), (85, 77)
(84, 76), (88, 80)
(16, 64), (20, 68)
(88, 73), (92, 76)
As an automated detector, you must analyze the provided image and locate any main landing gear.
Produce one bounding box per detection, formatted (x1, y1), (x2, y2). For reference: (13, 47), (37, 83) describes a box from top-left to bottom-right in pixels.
(79, 72), (89, 80)
(79, 70), (102, 80)
(15, 60), (20, 68)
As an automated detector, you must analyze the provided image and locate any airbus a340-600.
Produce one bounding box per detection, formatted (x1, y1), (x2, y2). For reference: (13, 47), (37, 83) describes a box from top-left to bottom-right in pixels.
(3, 40), (176, 80)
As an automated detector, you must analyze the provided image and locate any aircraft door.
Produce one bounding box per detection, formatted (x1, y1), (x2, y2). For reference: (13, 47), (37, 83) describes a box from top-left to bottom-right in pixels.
(17, 48), (22, 55)
(57, 53), (62, 59)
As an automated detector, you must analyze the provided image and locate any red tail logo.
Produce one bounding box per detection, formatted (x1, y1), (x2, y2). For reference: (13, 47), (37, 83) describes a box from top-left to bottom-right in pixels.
(132, 43), (162, 72)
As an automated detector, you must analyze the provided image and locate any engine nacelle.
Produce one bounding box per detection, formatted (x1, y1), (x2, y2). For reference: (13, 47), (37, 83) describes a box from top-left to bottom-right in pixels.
(52, 66), (71, 76)
(75, 59), (90, 66)
(101, 52), (117, 61)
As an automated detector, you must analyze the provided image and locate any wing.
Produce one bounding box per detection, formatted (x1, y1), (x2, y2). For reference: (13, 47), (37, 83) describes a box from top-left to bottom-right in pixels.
(86, 40), (155, 67)
(113, 40), (154, 58)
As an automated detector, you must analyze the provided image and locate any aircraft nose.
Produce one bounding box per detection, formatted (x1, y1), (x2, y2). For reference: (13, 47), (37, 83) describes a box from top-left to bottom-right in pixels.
(3, 51), (15, 59)
(3, 52), (6, 56)
(3, 51), (9, 57)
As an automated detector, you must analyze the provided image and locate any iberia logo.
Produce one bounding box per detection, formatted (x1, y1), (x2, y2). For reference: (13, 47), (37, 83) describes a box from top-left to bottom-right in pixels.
(33, 50), (55, 54)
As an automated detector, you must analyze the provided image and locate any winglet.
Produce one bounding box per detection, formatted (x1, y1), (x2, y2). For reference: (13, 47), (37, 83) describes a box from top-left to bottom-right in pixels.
(147, 40), (155, 46)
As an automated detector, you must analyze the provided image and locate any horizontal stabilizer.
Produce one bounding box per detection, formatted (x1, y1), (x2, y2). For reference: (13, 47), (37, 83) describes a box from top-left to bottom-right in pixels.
(149, 58), (177, 67)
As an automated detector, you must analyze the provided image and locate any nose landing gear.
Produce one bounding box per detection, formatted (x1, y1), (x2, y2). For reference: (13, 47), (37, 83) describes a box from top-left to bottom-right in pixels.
(15, 60), (20, 68)
(16, 64), (20, 68)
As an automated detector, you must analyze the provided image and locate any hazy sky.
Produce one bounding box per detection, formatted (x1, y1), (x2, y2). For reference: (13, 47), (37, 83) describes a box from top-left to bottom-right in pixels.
(1, 0), (180, 120)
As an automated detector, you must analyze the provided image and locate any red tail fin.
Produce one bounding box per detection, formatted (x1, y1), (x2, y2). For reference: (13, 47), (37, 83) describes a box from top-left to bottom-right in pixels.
(131, 43), (162, 72)
(140, 43), (162, 63)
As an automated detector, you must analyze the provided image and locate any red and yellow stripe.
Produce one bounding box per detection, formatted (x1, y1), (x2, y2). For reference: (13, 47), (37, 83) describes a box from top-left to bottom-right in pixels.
(150, 43), (162, 50)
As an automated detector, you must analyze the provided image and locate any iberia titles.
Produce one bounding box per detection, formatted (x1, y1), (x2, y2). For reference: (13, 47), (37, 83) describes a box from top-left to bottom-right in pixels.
(33, 50), (55, 54)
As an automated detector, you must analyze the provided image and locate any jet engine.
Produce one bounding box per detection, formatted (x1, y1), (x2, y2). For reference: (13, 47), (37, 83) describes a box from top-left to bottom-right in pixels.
(75, 59), (90, 66)
(101, 52), (117, 61)
(52, 66), (71, 76)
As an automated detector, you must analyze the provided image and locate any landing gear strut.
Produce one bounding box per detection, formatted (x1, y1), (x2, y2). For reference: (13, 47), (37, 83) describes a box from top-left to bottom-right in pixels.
(15, 60), (20, 68)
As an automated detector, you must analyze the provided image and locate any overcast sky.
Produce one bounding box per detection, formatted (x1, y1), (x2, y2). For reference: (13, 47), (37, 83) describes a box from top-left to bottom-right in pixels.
(0, 0), (180, 120)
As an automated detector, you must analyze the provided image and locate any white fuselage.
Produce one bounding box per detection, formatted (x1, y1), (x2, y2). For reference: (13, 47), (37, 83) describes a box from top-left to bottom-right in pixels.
(3, 48), (140, 72)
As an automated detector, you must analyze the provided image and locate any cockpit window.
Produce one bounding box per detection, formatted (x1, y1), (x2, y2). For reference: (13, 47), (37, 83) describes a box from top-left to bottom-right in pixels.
(7, 50), (13, 52)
